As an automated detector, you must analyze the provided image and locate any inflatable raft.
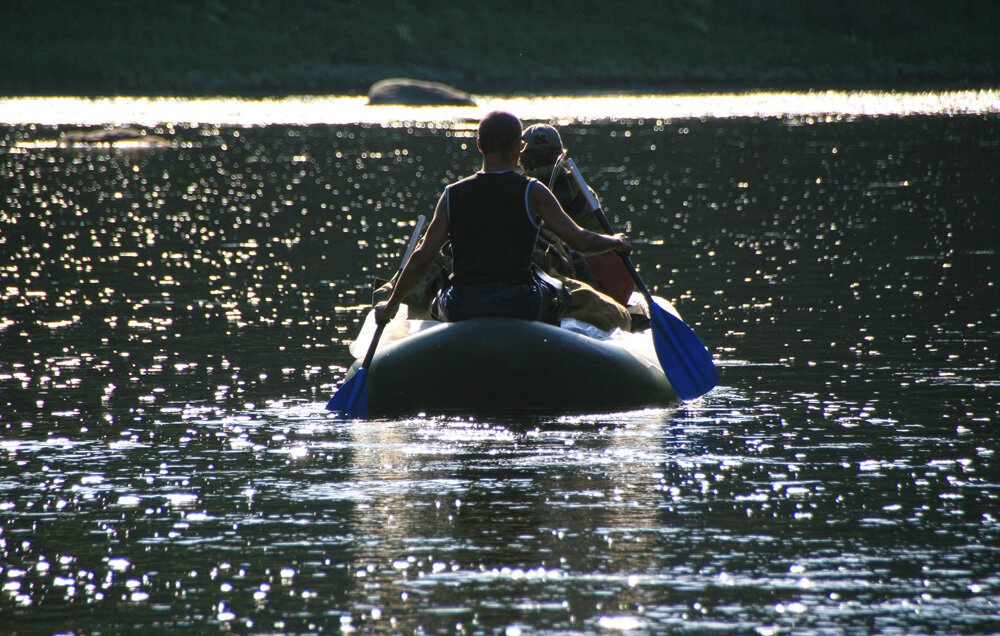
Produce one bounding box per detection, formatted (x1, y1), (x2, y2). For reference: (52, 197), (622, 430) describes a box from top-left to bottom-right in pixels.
(340, 309), (678, 414)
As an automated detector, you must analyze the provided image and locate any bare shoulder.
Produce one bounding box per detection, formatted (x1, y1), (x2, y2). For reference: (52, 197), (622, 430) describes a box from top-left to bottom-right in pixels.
(528, 179), (557, 205)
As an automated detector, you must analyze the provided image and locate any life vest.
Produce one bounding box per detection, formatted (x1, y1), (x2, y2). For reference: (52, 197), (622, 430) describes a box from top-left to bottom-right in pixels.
(446, 171), (540, 286)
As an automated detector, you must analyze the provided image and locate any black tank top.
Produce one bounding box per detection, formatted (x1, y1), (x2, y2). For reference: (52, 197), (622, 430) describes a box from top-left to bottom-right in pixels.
(446, 171), (540, 285)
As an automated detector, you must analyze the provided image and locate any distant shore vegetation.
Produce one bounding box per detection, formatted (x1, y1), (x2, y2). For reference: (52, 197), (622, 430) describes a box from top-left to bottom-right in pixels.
(3, 0), (998, 96)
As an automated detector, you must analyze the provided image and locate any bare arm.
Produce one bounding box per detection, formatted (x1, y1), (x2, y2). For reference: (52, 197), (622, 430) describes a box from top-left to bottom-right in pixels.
(374, 193), (450, 324)
(530, 181), (630, 255)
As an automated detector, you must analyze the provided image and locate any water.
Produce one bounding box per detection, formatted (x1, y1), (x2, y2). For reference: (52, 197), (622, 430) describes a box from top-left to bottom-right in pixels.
(1, 93), (998, 633)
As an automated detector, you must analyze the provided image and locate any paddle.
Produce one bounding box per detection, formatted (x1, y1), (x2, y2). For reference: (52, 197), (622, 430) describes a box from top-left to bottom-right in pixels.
(326, 215), (427, 414)
(564, 158), (718, 400)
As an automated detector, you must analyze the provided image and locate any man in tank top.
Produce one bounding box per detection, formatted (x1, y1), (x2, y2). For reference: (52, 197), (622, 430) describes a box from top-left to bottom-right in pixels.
(373, 111), (630, 327)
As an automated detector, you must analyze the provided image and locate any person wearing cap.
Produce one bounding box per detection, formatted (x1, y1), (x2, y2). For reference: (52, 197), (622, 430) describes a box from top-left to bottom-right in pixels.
(519, 123), (636, 332)
(520, 124), (604, 235)
(373, 111), (630, 328)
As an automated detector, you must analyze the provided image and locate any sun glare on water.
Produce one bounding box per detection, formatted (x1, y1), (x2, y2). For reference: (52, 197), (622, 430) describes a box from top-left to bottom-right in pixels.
(0, 90), (997, 127)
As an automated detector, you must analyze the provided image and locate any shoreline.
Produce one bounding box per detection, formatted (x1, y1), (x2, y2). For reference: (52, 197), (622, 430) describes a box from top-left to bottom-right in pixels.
(4, 90), (998, 128)
(5, 79), (999, 102)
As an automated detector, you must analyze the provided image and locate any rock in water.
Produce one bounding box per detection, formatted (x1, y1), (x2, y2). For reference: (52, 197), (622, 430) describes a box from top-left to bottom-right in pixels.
(367, 78), (475, 106)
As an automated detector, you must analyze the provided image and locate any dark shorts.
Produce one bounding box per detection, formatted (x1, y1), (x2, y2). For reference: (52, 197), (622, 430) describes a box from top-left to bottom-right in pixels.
(434, 269), (569, 324)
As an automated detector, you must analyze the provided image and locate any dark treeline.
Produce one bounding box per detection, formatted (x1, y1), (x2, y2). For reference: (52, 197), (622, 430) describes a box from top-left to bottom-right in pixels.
(3, 0), (999, 96)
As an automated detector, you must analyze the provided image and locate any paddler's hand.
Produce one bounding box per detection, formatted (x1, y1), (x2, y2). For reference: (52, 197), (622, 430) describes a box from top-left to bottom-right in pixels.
(613, 233), (631, 254)
(373, 300), (398, 325)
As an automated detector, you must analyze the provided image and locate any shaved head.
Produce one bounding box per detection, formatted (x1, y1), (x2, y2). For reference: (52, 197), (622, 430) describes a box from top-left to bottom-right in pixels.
(478, 111), (522, 154)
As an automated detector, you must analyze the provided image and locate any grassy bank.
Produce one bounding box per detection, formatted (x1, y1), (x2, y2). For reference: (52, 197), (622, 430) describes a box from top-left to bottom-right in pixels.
(3, 0), (999, 97)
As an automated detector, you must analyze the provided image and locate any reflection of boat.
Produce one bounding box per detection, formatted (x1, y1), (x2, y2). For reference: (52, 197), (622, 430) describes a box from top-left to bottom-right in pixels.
(343, 311), (678, 414)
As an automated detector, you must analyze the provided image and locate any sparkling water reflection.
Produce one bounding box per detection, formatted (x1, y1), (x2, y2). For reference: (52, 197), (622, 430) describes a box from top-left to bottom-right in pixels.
(1, 90), (999, 127)
(1, 95), (998, 633)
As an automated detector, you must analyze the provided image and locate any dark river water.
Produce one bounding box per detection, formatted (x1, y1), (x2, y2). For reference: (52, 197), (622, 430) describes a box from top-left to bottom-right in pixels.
(1, 96), (998, 633)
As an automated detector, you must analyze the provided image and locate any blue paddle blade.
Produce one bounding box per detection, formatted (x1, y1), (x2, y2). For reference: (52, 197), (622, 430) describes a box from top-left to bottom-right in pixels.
(325, 368), (369, 414)
(649, 299), (718, 401)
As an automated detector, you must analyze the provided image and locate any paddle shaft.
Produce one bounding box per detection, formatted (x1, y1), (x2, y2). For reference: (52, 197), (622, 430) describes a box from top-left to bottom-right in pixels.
(564, 158), (654, 302)
(564, 157), (718, 401)
(358, 215), (426, 370)
(326, 215), (428, 412)
(361, 323), (386, 369)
